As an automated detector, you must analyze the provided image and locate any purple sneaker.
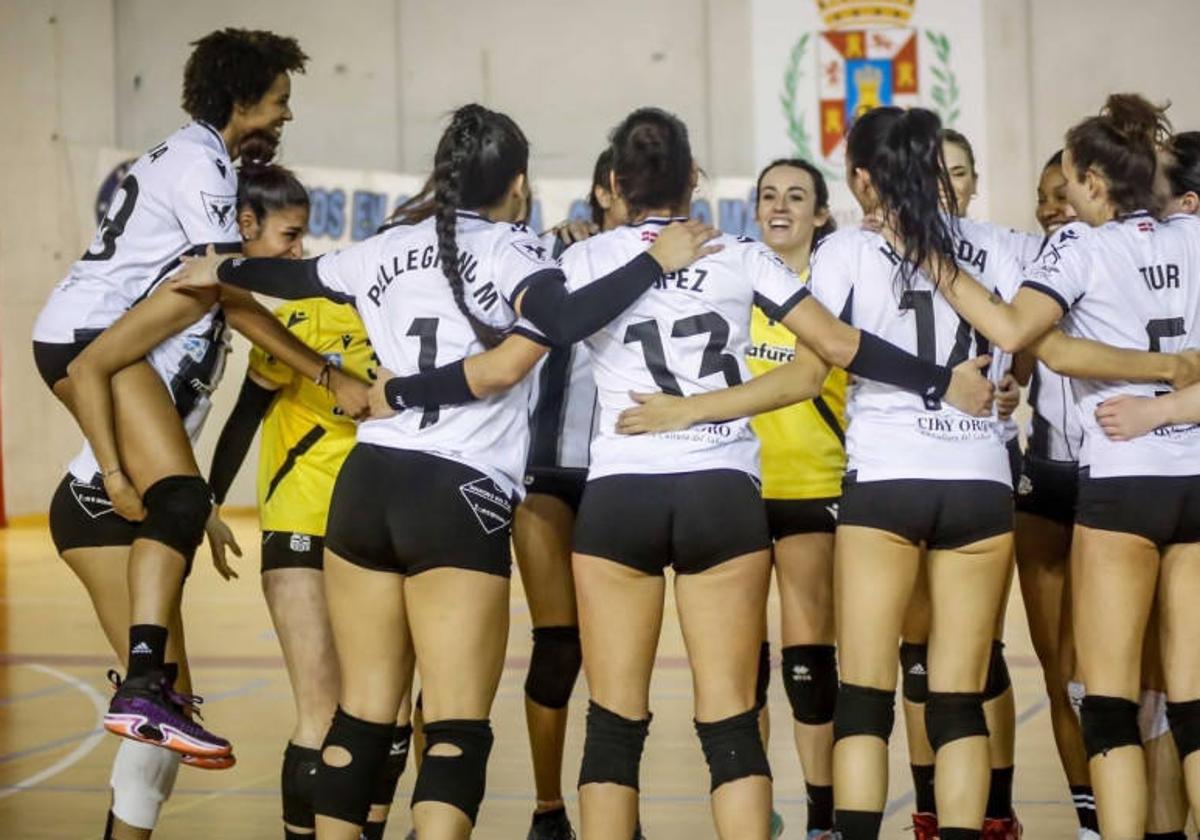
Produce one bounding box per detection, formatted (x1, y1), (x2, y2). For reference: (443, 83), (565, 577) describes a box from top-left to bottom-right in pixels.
(103, 670), (232, 758)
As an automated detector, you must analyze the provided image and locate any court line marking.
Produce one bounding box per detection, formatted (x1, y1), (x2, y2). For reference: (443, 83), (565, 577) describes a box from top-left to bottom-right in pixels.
(0, 664), (107, 801)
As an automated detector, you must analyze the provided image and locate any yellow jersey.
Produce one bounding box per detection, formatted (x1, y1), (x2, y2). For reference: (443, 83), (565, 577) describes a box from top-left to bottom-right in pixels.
(747, 269), (847, 499)
(248, 298), (376, 535)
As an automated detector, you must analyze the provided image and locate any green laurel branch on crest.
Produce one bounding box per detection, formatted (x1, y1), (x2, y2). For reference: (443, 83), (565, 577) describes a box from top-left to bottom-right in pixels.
(779, 33), (840, 180)
(924, 29), (960, 126)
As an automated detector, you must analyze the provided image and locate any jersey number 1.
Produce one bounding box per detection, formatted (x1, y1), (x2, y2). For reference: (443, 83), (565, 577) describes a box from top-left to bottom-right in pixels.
(407, 318), (440, 428)
(623, 312), (743, 396)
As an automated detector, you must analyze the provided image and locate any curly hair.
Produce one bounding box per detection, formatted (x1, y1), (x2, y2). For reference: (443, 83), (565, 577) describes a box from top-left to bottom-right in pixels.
(182, 29), (308, 128)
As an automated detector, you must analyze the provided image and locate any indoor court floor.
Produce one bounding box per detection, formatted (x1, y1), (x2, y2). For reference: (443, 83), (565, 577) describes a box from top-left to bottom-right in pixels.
(0, 512), (1080, 839)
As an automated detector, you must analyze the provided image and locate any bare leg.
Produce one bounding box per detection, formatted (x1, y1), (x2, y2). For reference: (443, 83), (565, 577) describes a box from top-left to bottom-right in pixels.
(1156, 542), (1200, 817)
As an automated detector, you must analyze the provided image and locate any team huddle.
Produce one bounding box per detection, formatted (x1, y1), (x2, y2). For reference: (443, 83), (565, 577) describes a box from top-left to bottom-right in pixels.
(29, 25), (1200, 840)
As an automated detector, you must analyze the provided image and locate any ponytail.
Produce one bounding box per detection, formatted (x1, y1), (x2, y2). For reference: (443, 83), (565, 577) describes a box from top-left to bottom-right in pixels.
(1065, 93), (1170, 215)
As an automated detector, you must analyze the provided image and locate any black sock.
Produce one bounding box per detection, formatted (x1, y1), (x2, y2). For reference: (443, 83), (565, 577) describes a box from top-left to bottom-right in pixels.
(806, 783), (834, 832)
(835, 809), (883, 840)
(360, 822), (385, 840)
(532, 806), (568, 824)
(127, 624), (168, 679)
(104, 810), (115, 840)
(1144, 832), (1187, 839)
(939, 829), (980, 840)
(1070, 784), (1097, 831)
(911, 763), (936, 814)
(985, 765), (1014, 819)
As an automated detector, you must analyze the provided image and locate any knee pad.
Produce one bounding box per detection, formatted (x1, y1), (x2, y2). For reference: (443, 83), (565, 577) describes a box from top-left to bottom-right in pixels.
(983, 640), (1011, 701)
(578, 701), (652, 790)
(524, 626), (582, 709)
(313, 707), (393, 826)
(138, 476), (212, 572)
(925, 692), (988, 752)
(1167, 698), (1200, 760)
(411, 719), (493, 824)
(694, 707), (772, 792)
(756, 641), (771, 710)
(281, 742), (320, 829)
(833, 683), (895, 743)
(899, 642), (929, 704)
(110, 739), (181, 829)
(1080, 695), (1140, 758)
(371, 723), (413, 807)
(781, 644), (838, 725)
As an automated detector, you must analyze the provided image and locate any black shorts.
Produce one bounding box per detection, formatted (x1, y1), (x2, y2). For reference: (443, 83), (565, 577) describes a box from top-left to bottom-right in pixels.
(33, 335), (100, 390)
(764, 497), (839, 539)
(523, 466), (588, 514)
(573, 470), (771, 575)
(1015, 455), (1079, 526)
(326, 443), (516, 577)
(261, 531), (325, 572)
(1075, 469), (1200, 546)
(48, 473), (138, 554)
(839, 472), (1013, 550)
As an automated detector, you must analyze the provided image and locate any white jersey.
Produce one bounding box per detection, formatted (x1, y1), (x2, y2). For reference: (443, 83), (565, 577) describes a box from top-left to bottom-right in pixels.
(526, 232), (599, 472)
(35, 122), (240, 343)
(314, 212), (556, 496)
(1022, 213), (1200, 478)
(810, 222), (1021, 485)
(563, 218), (810, 480)
(68, 307), (231, 480)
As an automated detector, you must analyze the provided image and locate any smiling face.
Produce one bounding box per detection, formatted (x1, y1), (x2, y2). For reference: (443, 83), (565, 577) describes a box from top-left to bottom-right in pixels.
(942, 139), (977, 216)
(1035, 162), (1076, 234)
(233, 73), (293, 146)
(756, 164), (828, 254)
(240, 203), (308, 259)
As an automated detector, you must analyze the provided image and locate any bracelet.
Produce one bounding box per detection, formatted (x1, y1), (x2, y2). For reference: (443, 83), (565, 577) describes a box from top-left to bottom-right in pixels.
(101, 466), (123, 479)
(314, 361), (333, 390)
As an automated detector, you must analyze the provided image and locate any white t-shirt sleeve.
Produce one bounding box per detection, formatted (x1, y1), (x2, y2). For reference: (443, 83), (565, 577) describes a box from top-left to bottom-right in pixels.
(491, 224), (563, 306)
(173, 154), (240, 246)
(1022, 223), (1089, 313)
(807, 234), (856, 319)
(316, 239), (377, 299)
(745, 241), (810, 320)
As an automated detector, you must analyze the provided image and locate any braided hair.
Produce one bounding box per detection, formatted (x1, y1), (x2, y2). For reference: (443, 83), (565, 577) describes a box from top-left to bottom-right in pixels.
(430, 104), (529, 347)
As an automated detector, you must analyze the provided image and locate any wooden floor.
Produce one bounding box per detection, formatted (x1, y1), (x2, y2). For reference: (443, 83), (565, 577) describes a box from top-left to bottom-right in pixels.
(0, 513), (1081, 839)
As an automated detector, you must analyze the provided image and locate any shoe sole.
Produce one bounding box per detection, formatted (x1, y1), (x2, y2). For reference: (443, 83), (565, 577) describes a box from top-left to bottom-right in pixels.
(181, 753), (237, 770)
(103, 713), (232, 758)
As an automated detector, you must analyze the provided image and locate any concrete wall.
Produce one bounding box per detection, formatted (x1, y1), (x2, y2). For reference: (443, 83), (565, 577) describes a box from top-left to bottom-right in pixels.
(2, 0), (1198, 517)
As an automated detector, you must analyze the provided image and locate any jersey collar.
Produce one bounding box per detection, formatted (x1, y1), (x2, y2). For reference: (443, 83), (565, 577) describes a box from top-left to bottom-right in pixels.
(632, 216), (689, 227)
(195, 121), (230, 158)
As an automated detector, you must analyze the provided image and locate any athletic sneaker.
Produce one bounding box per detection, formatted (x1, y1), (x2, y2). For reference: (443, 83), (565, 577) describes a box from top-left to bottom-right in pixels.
(633, 823), (646, 840)
(1077, 830), (1101, 840)
(180, 753), (237, 770)
(770, 810), (784, 838)
(805, 831), (835, 840)
(910, 812), (937, 840)
(527, 807), (575, 840)
(103, 670), (232, 758)
(982, 815), (1022, 840)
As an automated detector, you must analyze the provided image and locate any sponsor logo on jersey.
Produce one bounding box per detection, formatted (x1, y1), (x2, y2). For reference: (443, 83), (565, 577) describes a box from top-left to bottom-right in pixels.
(201, 192), (237, 230)
(289, 533), (312, 553)
(341, 334), (353, 349)
(69, 479), (115, 519)
(214, 158), (228, 179)
(825, 502), (840, 521)
(747, 341), (796, 364)
(458, 477), (514, 535)
(286, 311), (309, 328)
(182, 335), (208, 363)
(511, 239), (550, 264)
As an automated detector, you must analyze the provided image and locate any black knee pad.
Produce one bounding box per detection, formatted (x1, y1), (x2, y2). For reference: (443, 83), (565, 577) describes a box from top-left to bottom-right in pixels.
(370, 723), (413, 808)
(756, 641), (771, 710)
(1167, 699), (1200, 761)
(524, 626), (582, 709)
(781, 644), (838, 725)
(313, 707), (393, 826)
(899, 642), (929, 704)
(983, 640), (1011, 701)
(1080, 695), (1140, 758)
(281, 742), (320, 828)
(694, 707), (772, 792)
(411, 719), (493, 825)
(833, 683), (895, 743)
(578, 701), (652, 790)
(925, 692), (988, 752)
(138, 476), (212, 573)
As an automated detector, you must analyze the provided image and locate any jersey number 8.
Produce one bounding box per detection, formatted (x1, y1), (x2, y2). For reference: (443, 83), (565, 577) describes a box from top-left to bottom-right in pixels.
(82, 175), (140, 262)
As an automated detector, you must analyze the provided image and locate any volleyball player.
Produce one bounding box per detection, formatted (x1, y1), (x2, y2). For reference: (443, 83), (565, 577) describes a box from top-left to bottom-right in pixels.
(30, 29), (338, 758)
(928, 94), (1200, 839)
(746, 157), (841, 840)
(514, 149), (625, 840)
(172, 103), (735, 840)
(47, 148), (357, 840)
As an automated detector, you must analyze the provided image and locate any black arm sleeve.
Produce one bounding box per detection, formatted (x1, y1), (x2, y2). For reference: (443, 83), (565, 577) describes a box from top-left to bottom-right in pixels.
(209, 377), (277, 505)
(845, 331), (953, 409)
(384, 359), (476, 410)
(217, 257), (352, 303)
(517, 251), (663, 346)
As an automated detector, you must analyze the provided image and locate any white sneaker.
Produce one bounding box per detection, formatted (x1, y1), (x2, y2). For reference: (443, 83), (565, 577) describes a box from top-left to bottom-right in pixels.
(1077, 829), (1101, 840)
